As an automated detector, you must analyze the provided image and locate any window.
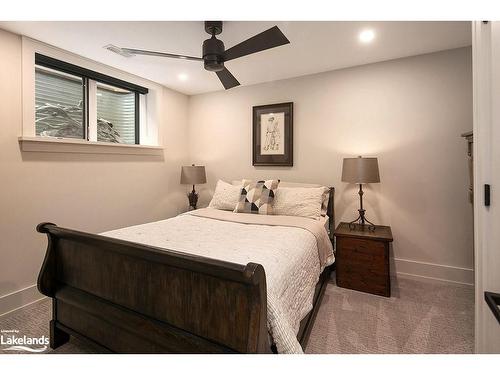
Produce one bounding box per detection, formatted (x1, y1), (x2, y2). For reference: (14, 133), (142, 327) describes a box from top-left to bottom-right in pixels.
(34, 54), (148, 145)
(35, 67), (84, 139)
(97, 83), (137, 144)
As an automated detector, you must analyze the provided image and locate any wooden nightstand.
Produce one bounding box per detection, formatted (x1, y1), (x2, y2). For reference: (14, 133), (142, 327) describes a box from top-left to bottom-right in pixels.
(334, 222), (393, 297)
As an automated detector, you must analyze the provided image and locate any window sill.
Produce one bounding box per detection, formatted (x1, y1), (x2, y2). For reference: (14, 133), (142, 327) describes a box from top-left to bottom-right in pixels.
(18, 136), (163, 156)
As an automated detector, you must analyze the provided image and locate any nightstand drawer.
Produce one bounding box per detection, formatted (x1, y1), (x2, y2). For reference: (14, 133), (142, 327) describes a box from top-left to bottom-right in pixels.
(339, 261), (388, 278)
(337, 238), (386, 264)
(336, 266), (390, 296)
(340, 255), (388, 273)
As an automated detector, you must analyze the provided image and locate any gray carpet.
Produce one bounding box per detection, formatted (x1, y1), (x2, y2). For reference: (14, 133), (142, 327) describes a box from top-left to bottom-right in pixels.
(0, 275), (474, 354)
(306, 276), (474, 354)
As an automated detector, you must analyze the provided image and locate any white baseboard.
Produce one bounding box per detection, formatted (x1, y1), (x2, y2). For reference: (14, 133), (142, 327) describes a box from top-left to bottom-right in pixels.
(392, 257), (474, 285)
(0, 285), (46, 317)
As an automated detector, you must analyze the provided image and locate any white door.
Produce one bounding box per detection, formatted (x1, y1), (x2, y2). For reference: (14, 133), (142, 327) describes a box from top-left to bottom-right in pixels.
(473, 20), (500, 353)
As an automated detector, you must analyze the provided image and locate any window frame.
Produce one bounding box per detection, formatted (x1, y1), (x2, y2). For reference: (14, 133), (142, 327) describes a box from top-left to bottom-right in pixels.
(35, 53), (148, 145)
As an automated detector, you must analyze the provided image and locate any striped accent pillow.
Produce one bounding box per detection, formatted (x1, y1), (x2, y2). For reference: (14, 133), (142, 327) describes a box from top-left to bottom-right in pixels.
(234, 179), (279, 215)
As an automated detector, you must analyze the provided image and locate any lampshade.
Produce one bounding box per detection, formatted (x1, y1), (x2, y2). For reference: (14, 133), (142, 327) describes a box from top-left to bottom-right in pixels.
(180, 165), (207, 185)
(341, 156), (380, 184)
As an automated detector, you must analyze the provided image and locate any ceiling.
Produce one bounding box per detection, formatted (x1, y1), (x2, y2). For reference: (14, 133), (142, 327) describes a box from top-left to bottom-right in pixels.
(0, 21), (471, 95)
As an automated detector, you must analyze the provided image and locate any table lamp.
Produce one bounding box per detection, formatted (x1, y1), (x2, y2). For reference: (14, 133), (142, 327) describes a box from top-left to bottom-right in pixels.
(341, 156), (380, 231)
(180, 164), (207, 210)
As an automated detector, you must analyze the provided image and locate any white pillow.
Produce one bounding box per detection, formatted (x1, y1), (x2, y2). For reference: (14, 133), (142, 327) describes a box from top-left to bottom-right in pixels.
(208, 180), (242, 211)
(273, 187), (326, 219)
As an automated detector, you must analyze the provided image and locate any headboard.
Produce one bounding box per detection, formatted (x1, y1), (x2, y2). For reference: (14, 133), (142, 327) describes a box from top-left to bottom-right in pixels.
(326, 186), (335, 240)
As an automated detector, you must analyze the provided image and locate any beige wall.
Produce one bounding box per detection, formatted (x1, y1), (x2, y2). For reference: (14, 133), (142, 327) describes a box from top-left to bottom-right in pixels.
(0, 29), (190, 310)
(188, 47), (474, 280)
(0, 28), (474, 313)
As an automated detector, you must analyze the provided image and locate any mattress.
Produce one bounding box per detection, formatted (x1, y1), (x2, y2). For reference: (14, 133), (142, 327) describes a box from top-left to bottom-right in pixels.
(102, 208), (334, 354)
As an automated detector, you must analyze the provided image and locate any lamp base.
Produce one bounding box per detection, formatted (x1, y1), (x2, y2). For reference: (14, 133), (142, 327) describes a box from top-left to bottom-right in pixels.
(348, 184), (376, 231)
(187, 185), (198, 210)
(348, 209), (376, 232)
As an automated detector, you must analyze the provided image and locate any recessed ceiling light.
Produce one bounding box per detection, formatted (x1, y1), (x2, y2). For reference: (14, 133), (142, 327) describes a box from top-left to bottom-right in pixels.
(359, 29), (375, 44)
(178, 73), (188, 81)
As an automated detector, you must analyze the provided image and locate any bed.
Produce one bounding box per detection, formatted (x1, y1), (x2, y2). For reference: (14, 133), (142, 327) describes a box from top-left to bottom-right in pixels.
(36, 185), (335, 354)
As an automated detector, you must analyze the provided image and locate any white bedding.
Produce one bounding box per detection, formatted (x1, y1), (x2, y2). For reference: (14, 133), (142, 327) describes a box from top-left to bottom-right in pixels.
(101, 208), (334, 354)
(319, 214), (330, 233)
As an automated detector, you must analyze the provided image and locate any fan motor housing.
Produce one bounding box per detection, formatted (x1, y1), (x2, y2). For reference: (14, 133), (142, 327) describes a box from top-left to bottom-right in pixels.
(202, 37), (225, 72)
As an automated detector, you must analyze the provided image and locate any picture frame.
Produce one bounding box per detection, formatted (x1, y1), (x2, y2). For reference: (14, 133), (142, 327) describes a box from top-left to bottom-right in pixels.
(252, 102), (293, 166)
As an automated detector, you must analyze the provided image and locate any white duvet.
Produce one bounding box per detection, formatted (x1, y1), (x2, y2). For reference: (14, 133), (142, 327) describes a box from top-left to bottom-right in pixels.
(101, 208), (334, 354)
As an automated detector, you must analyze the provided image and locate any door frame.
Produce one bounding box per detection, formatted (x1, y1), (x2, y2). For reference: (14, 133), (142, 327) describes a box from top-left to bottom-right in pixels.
(472, 20), (500, 353)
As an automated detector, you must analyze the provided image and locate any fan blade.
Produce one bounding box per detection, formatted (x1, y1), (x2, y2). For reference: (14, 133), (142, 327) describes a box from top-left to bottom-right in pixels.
(216, 68), (240, 90)
(223, 26), (290, 62)
(120, 47), (203, 61)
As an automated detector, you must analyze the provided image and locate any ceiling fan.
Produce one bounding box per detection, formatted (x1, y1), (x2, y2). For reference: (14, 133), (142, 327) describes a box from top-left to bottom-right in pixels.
(105, 21), (290, 90)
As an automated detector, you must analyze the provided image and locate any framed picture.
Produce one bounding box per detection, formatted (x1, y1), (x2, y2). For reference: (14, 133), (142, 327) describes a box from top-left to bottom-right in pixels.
(252, 102), (293, 166)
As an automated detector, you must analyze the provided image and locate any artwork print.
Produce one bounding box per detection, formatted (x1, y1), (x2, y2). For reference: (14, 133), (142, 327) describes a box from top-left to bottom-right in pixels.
(260, 112), (285, 155)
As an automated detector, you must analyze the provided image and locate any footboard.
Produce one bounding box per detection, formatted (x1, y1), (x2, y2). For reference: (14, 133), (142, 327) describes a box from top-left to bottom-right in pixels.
(36, 222), (270, 353)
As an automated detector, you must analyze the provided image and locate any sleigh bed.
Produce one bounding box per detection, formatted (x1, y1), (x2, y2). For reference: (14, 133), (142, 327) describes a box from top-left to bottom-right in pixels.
(37, 187), (335, 354)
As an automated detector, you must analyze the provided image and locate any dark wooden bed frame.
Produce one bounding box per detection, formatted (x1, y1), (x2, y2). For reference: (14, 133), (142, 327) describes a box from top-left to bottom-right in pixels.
(37, 188), (335, 353)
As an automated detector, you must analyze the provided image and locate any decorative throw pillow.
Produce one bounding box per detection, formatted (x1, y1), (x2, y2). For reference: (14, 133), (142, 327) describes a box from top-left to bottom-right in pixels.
(208, 180), (243, 211)
(320, 186), (330, 216)
(273, 187), (326, 219)
(234, 179), (279, 215)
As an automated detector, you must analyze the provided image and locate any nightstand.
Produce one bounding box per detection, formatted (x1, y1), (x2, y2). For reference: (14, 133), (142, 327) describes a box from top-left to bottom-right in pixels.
(334, 222), (393, 297)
